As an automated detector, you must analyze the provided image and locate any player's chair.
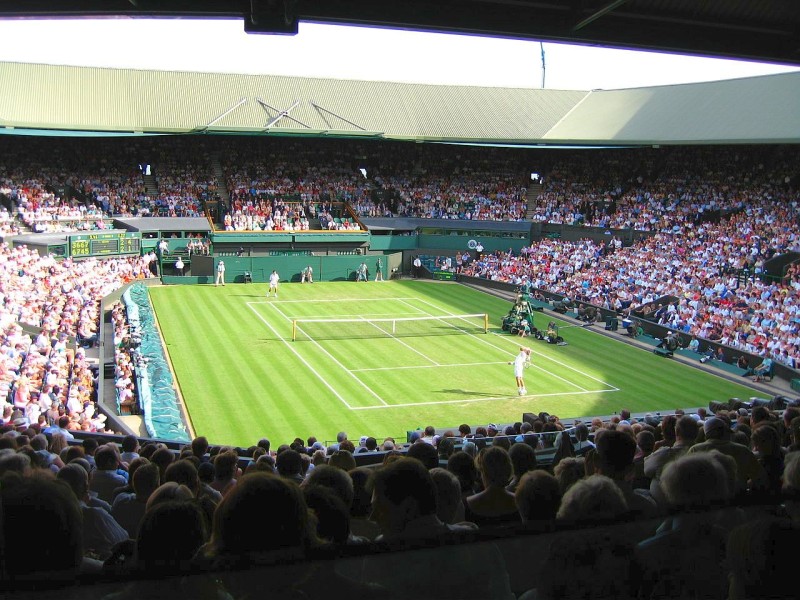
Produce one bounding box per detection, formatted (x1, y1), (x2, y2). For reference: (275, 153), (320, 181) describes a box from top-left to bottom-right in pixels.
(243, 271), (253, 284)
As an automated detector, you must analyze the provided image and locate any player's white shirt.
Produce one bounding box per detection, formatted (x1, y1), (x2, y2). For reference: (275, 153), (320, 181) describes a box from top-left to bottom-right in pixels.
(513, 352), (529, 377)
(269, 272), (280, 286)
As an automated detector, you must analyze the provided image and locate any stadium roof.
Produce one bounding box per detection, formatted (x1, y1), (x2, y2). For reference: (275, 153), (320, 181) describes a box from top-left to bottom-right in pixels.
(0, 62), (798, 145)
(1, 1), (799, 66)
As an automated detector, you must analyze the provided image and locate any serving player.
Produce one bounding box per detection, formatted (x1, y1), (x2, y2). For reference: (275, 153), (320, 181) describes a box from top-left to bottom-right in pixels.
(509, 346), (532, 396)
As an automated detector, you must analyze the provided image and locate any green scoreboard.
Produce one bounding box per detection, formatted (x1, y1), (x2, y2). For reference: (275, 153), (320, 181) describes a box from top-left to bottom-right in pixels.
(69, 232), (142, 258)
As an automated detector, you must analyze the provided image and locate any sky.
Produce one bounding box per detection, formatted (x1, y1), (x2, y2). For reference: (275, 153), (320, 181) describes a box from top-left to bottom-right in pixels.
(0, 17), (797, 91)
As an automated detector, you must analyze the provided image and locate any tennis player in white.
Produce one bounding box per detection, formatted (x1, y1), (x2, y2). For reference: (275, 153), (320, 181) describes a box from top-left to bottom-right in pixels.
(268, 270), (280, 297)
(510, 346), (532, 395)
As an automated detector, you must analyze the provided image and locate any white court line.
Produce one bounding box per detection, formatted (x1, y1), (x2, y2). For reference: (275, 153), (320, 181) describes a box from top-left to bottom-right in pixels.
(269, 302), (389, 406)
(409, 297), (619, 392)
(358, 317), (440, 366)
(399, 298), (590, 392)
(245, 302), (354, 410)
(351, 361), (508, 372)
(352, 388), (618, 410)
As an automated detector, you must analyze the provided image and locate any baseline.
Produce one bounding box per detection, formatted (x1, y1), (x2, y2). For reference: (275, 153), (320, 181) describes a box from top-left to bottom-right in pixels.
(351, 388), (618, 411)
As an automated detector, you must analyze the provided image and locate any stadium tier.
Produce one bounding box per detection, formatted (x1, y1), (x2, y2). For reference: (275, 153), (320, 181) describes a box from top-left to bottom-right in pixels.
(2, 136), (800, 600)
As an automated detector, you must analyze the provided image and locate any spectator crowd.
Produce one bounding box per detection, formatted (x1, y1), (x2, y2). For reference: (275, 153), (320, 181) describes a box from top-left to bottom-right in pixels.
(1, 404), (799, 598)
(1, 137), (800, 596)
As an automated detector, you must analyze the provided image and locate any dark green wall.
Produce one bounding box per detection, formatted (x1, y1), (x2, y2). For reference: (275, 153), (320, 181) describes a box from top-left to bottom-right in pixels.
(417, 234), (528, 253)
(212, 255), (379, 283)
(369, 236), (418, 251)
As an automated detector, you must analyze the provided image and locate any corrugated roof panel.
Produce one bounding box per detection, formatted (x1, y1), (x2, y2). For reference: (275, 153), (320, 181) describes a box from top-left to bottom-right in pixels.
(544, 72), (800, 144)
(0, 62), (797, 144)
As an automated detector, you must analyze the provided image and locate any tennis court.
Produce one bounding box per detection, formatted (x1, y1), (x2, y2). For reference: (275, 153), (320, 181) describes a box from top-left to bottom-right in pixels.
(151, 281), (756, 446)
(248, 295), (618, 410)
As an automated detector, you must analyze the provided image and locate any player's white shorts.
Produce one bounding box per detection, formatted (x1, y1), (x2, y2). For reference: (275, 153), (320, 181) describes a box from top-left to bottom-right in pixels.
(514, 367), (524, 378)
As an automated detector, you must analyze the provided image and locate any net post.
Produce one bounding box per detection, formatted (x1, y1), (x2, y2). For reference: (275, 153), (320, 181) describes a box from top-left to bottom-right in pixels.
(484, 313), (488, 333)
(292, 320), (297, 342)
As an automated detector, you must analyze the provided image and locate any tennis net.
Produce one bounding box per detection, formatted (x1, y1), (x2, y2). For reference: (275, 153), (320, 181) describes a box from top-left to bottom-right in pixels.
(291, 313), (488, 341)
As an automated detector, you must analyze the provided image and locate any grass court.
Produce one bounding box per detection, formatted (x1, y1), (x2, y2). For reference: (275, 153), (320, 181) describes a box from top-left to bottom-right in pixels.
(149, 280), (757, 447)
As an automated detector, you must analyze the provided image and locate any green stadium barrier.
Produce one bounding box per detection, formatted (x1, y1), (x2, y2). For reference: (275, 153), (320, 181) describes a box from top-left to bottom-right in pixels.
(122, 284), (189, 442)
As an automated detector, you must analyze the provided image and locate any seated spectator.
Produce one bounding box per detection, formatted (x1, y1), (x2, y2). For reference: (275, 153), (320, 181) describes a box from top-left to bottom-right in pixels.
(200, 471), (315, 566)
(58, 463), (129, 561)
(782, 452), (800, 526)
(553, 456), (585, 495)
(361, 458), (512, 599)
(210, 451), (240, 495)
(348, 467), (380, 541)
(163, 458), (220, 526)
(111, 462), (160, 538)
(301, 464), (367, 543)
(636, 453), (730, 599)
(119, 436), (140, 465)
(644, 415), (699, 509)
(556, 474), (627, 524)
(465, 446), (520, 527)
(131, 500), (208, 580)
(1, 472), (87, 588)
(145, 482), (195, 512)
(551, 430), (576, 468)
(150, 447), (176, 481)
(750, 424), (784, 495)
(741, 354), (773, 381)
(90, 445), (129, 504)
(506, 441), (537, 493)
(592, 429), (658, 518)
(515, 471), (561, 523)
(528, 475), (635, 600)
(726, 518), (798, 600)
(406, 439), (439, 470)
(328, 449), (356, 472)
(429, 467), (467, 525)
(303, 485), (352, 544)
(687, 416), (767, 494)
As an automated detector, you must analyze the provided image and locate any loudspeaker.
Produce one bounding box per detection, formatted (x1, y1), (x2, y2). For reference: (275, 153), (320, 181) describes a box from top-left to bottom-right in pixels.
(522, 412), (537, 426)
